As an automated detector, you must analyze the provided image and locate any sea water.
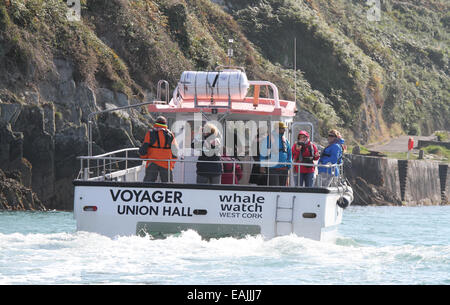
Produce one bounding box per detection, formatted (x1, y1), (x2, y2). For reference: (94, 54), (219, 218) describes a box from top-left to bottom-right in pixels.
(0, 206), (449, 285)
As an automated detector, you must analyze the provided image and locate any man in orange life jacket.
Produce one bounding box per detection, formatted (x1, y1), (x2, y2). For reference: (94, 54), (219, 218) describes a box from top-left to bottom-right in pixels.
(138, 116), (178, 182)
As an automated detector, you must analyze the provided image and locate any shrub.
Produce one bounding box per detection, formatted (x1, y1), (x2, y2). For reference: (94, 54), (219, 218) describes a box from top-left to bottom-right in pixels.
(435, 131), (448, 142)
(423, 145), (450, 159)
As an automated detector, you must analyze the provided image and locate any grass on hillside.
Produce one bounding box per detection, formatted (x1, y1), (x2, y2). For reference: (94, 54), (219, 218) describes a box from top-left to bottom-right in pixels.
(422, 145), (450, 160)
(435, 131), (449, 142)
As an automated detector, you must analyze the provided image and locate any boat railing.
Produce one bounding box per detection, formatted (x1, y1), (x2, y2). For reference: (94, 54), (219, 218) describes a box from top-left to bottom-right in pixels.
(76, 148), (345, 188)
(87, 101), (159, 157)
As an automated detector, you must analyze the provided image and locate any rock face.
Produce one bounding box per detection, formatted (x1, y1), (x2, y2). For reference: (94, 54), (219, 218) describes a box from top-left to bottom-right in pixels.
(349, 176), (402, 206)
(344, 154), (402, 205)
(0, 168), (45, 210)
(0, 83), (147, 211)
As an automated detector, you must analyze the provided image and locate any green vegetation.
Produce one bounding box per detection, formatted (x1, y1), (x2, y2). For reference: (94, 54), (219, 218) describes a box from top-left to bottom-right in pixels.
(435, 131), (449, 142)
(346, 144), (371, 155)
(422, 145), (450, 160)
(347, 143), (449, 162)
(383, 151), (418, 160)
(55, 111), (63, 120)
(377, 146), (449, 162)
(0, 0), (448, 145)
(223, 0), (449, 143)
(0, 0), (135, 95)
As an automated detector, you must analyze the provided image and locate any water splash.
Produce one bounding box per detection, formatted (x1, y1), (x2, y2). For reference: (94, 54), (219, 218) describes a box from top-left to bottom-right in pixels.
(1, 207), (450, 284)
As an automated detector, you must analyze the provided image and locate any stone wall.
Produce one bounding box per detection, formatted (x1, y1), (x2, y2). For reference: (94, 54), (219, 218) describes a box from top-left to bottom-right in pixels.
(417, 140), (450, 149)
(401, 160), (442, 205)
(440, 164), (449, 203)
(345, 154), (448, 206)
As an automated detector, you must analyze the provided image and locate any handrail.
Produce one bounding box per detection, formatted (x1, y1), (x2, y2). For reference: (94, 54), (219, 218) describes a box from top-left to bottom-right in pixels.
(248, 81), (280, 109)
(157, 80), (169, 103)
(86, 147), (139, 159)
(78, 148), (341, 169)
(76, 150), (344, 187)
(87, 101), (156, 157)
(77, 155), (338, 168)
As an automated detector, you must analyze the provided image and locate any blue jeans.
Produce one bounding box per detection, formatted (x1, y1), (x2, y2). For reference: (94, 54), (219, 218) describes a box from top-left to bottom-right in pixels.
(294, 172), (314, 187)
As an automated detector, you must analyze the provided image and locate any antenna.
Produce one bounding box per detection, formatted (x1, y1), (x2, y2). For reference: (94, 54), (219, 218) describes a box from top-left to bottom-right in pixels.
(294, 37), (297, 104)
(227, 39), (234, 66)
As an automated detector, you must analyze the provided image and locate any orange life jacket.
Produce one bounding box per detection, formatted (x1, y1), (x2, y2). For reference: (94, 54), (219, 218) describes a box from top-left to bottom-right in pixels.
(140, 128), (177, 169)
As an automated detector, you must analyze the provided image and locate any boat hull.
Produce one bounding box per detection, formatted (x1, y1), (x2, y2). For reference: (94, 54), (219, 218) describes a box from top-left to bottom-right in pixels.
(73, 181), (344, 241)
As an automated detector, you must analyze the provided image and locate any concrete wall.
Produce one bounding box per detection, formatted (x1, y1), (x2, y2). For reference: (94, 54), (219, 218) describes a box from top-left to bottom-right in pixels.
(417, 140), (450, 149)
(440, 164), (449, 203)
(346, 154), (448, 206)
(402, 160), (441, 205)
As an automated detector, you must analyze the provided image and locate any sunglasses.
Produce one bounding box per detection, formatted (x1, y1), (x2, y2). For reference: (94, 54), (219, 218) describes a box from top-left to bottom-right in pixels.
(328, 134), (336, 137)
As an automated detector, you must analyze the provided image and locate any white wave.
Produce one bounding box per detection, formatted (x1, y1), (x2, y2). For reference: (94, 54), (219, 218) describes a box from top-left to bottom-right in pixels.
(0, 229), (449, 284)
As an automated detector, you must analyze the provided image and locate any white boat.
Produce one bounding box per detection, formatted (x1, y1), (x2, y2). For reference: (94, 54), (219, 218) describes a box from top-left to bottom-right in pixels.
(73, 66), (353, 241)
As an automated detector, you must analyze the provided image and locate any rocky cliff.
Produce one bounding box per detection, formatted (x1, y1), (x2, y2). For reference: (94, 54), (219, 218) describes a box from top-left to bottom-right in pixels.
(0, 0), (448, 210)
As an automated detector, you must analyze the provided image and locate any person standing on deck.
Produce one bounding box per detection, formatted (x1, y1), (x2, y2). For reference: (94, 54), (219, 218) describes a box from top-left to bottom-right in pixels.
(317, 129), (343, 186)
(139, 116), (178, 182)
(249, 129), (268, 186)
(192, 123), (223, 184)
(259, 122), (292, 186)
(292, 130), (319, 187)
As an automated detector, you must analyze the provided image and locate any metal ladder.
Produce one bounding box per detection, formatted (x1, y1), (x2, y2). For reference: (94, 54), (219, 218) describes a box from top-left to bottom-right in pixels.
(274, 195), (296, 236)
